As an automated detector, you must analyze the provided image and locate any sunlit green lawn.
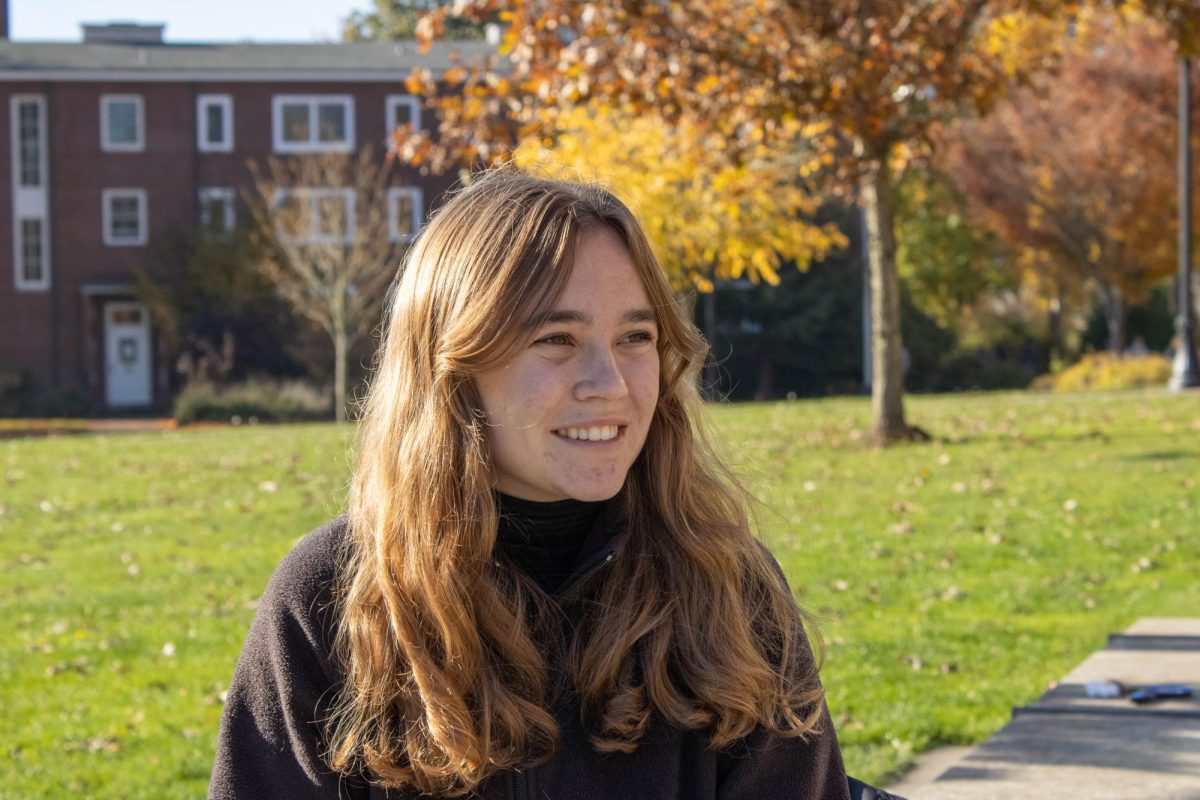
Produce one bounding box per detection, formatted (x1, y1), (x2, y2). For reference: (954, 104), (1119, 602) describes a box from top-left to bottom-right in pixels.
(2, 389), (1198, 797)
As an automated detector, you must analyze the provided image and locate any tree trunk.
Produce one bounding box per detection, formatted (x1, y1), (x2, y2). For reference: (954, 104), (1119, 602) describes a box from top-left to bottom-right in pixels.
(333, 324), (348, 422)
(755, 351), (773, 401)
(1048, 294), (1064, 362)
(1100, 284), (1126, 354)
(861, 161), (911, 445)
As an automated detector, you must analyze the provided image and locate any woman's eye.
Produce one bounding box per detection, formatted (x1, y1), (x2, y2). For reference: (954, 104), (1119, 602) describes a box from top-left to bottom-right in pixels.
(536, 333), (572, 346)
(623, 330), (656, 344)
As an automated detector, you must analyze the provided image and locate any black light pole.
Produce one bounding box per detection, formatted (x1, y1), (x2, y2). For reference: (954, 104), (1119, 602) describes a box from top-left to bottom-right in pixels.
(1170, 56), (1200, 391)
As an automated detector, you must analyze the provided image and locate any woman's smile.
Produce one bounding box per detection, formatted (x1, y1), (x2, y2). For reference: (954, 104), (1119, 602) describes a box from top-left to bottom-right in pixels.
(552, 423), (623, 441)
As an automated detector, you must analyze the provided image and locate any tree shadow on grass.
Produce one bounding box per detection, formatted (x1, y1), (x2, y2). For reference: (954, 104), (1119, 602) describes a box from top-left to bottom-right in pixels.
(1122, 451), (1198, 462)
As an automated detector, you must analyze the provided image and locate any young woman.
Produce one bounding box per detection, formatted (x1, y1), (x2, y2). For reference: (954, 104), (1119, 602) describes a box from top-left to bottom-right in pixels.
(209, 170), (851, 799)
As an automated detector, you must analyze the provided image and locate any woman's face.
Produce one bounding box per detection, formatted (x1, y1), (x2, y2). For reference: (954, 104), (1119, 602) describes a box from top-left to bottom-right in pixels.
(474, 227), (661, 502)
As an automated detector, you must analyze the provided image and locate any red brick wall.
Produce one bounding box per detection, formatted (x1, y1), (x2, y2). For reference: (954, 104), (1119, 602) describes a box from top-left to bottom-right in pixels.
(0, 77), (456, 411)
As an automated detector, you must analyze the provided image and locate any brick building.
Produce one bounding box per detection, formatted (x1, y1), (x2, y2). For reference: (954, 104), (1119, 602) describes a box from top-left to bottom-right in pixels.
(0, 17), (486, 411)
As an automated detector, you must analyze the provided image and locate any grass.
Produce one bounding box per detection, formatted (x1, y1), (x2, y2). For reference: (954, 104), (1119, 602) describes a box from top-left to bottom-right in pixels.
(2, 390), (1198, 797)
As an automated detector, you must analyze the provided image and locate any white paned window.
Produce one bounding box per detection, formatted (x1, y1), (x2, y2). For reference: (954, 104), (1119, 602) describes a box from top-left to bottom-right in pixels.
(101, 95), (145, 152)
(102, 189), (148, 246)
(16, 99), (45, 187)
(387, 187), (423, 243)
(271, 95), (354, 153)
(197, 94), (233, 152)
(11, 94), (50, 291)
(18, 218), (46, 285)
(199, 187), (236, 234)
(385, 94), (421, 136)
(272, 188), (355, 244)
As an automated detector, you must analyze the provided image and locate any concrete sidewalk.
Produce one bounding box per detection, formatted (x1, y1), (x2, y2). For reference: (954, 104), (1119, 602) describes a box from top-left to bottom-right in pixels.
(888, 618), (1200, 799)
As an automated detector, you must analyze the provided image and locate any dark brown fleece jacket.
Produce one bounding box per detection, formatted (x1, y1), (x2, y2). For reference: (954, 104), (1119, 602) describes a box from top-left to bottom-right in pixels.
(208, 516), (851, 800)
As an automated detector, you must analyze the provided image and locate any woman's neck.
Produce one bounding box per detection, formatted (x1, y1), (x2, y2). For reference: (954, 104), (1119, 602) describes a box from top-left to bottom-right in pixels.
(494, 492), (604, 593)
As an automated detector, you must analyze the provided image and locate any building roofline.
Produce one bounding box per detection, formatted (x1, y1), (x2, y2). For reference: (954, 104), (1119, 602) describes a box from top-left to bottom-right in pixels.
(0, 40), (495, 79)
(0, 68), (444, 82)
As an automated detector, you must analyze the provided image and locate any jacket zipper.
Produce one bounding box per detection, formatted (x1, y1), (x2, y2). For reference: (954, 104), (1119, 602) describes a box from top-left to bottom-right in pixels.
(514, 770), (530, 800)
(558, 550), (616, 594)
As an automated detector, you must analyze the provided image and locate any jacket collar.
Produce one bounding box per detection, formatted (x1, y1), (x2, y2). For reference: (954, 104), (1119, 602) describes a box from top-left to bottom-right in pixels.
(556, 490), (629, 595)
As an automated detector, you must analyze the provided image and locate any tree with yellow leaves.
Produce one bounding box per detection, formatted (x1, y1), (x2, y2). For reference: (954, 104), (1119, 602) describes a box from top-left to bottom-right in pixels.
(513, 104), (846, 293)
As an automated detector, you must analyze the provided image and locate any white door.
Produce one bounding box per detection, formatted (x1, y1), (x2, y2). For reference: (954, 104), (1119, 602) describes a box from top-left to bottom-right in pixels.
(104, 301), (152, 407)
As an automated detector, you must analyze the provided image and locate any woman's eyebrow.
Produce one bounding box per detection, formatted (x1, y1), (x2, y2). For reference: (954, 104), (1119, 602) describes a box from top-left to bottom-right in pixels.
(624, 308), (658, 325)
(530, 308), (658, 328)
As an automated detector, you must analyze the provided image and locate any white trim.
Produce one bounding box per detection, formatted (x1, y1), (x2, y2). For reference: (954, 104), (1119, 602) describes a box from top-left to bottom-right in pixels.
(199, 187), (237, 233)
(387, 186), (423, 243)
(80, 282), (136, 296)
(100, 94), (145, 152)
(0, 68), (468, 83)
(196, 94), (234, 152)
(10, 94), (51, 291)
(271, 94), (355, 154)
(385, 94), (421, 136)
(272, 187), (356, 244)
(102, 188), (149, 246)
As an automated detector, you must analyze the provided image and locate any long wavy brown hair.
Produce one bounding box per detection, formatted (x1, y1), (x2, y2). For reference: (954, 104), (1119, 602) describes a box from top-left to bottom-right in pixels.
(327, 169), (824, 796)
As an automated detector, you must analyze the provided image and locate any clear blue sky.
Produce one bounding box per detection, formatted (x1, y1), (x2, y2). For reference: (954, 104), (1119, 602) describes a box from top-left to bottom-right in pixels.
(11, 1), (373, 43)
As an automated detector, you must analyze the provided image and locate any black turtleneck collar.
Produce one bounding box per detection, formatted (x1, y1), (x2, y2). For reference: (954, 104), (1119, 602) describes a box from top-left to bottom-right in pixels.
(495, 493), (605, 594)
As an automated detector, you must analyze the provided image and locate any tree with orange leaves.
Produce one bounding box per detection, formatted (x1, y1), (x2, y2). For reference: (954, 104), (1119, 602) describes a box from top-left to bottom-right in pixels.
(394, 0), (1091, 444)
(941, 10), (1192, 353)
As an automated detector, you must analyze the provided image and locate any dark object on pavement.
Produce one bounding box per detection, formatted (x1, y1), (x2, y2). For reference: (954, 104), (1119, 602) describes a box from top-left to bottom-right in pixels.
(1129, 684), (1194, 704)
(848, 775), (907, 800)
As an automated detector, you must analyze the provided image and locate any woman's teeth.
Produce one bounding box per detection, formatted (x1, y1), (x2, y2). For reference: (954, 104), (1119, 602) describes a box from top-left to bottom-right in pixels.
(555, 425), (619, 441)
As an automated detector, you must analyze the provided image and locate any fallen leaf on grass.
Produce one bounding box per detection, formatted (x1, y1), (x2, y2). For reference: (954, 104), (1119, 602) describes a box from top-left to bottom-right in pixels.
(941, 585), (965, 601)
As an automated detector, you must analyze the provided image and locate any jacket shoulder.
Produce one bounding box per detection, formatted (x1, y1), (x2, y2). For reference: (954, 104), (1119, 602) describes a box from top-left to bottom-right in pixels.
(209, 516), (359, 799)
(260, 514), (349, 617)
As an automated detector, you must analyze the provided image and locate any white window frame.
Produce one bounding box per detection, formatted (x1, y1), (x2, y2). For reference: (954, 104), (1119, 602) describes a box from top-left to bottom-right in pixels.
(10, 94), (51, 291)
(387, 186), (424, 243)
(198, 187), (237, 233)
(13, 95), (47, 189)
(100, 94), (145, 153)
(102, 188), (149, 246)
(385, 94), (421, 136)
(15, 218), (48, 291)
(196, 94), (234, 153)
(272, 187), (356, 245)
(271, 95), (355, 154)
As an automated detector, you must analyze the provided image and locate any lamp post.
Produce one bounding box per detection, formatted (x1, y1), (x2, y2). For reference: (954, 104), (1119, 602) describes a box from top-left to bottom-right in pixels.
(1169, 56), (1200, 391)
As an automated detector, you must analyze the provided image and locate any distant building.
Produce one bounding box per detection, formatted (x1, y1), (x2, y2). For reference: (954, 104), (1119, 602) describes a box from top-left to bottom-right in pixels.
(0, 15), (486, 411)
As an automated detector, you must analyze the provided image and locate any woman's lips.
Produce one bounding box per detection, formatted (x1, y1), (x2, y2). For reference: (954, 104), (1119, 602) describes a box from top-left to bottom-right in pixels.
(553, 424), (624, 442)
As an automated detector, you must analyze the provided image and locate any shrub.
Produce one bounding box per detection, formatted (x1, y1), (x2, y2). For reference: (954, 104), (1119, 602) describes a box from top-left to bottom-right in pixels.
(173, 379), (332, 425)
(926, 350), (1036, 392)
(37, 388), (94, 418)
(1036, 352), (1173, 392)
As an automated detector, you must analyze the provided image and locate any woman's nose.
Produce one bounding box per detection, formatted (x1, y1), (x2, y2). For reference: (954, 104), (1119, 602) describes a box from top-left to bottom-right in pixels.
(575, 346), (628, 400)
